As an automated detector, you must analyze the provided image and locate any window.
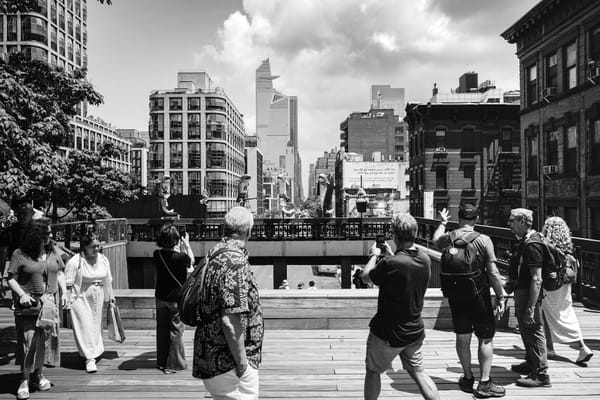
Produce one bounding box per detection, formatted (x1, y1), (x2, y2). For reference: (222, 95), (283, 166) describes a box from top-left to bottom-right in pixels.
(591, 208), (600, 239)
(592, 120), (600, 172)
(545, 52), (557, 89)
(7, 16), (17, 41)
(527, 135), (538, 180)
(75, 18), (81, 41)
(51, 1), (57, 24)
(564, 207), (579, 236)
(591, 26), (600, 64)
(435, 166), (447, 189)
(463, 166), (475, 189)
(50, 27), (58, 51)
(67, 38), (73, 61)
(207, 143), (226, 169)
(546, 130), (559, 167)
(58, 5), (65, 30)
(170, 143), (183, 168)
(188, 172), (203, 194)
(188, 114), (201, 139)
(58, 31), (65, 57)
(188, 142), (202, 168)
(207, 172), (227, 196)
(206, 97), (226, 111)
(501, 128), (513, 152)
(462, 128), (475, 153)
(74, 0), (80, 16)
(526, 64), (537, 106)
(150, 97), (164, 111)
(67, 11), (73, 35)
(169, 114), (182, 139)
(169, 98), (182, 111)
(149, 114), (164, 140)
(435, 129), (446, 148)
(22, 46), (47, 62)
(206, 113), (226, 140)
(564, 126), (577, 173)
(75, 43), (81, 66)
(565, 42), (577, 89)
(188, 98), (201, 110)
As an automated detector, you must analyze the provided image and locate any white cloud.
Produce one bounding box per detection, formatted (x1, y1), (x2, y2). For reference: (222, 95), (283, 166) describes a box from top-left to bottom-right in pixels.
(192, 0), (536, 197)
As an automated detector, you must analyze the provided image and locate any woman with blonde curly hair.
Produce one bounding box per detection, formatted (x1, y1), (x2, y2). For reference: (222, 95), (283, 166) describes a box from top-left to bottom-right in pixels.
(541, 216), (593, 365)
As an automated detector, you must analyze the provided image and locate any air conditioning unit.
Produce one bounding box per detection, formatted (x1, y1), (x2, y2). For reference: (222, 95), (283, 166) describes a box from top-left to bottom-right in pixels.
(418, 184), (423, 190)
(542, 87), (557, 98)
(589, 66), (600, 83)
(434, 147), (447, 153)
(543, 165), (558, 174)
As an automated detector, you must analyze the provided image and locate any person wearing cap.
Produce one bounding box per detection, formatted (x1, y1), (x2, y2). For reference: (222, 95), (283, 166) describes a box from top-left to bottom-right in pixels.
(433, 204), (506, 398)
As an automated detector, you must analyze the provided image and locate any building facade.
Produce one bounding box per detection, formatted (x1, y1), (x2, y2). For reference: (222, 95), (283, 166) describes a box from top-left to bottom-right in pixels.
(371, 85), (406, 118)
(148, 72), (246, 217)
(117, 129), (149, 189)
(244, 135), (264, 216)
(256, 58), (303, 205)
(307, 148), (338, 198)
(502, 0), (600, 238)
(405, 99), (520, 226)
(340, 108), (407, 162)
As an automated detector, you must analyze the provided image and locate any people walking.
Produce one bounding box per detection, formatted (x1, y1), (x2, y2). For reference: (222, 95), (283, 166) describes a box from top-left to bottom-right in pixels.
(540, 216), (593, 364)
(506, 208), (551, 387)
(153, 224), (191, 374)
(361, 213), (439, 400)
(7, 220), (58, 399)
(193, 207), (263, 400)
(65, 232), (116, 373)
(433, 205), (506, 398)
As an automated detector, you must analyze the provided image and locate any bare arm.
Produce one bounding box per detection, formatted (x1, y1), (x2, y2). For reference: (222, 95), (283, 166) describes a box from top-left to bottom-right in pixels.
(7, 275), (34, 307)
(57, 270), (68, 307)
(361, 254), (379, 285)
(432, 208), (450, 246)
(486, 261), (505, 298)
(222, 313), (248, 377)
(527, 266), (543, 310)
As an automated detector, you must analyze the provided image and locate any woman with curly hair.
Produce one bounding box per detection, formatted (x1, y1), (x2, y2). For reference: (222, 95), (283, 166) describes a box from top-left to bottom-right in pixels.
(7, 219), (63, 399)
(541, 216), (593, 364)
(65, 232), (116, 373)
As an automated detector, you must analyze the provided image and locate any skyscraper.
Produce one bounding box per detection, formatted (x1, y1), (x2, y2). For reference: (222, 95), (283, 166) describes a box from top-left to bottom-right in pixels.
(255, 59), (303, 205)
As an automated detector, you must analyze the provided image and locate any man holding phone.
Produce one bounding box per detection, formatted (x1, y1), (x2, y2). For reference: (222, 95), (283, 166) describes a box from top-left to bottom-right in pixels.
(361, 213), (439, 400)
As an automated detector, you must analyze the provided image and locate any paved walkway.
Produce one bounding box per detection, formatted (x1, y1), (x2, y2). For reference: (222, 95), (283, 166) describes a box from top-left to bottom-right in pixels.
(0, 305), (599, 399)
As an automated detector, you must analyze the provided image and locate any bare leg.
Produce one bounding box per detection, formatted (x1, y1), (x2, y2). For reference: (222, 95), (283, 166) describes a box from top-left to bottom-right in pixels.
(456, 333), (473, 378)
(478, 337), (493, 382)
(364, 368), (381, 400)
(407, 368), (440, 400)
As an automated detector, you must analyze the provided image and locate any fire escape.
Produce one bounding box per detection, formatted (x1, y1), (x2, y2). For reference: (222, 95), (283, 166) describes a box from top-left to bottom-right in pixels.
(483, 140), (521, 226)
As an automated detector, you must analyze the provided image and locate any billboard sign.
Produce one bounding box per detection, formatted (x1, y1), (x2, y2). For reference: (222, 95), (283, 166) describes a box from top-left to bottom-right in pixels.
(343, 161), (401, 189)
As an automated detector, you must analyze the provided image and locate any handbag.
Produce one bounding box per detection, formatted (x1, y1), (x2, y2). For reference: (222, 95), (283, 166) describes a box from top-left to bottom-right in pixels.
(36, 293), (58, 329)
(13, 294), (43, 316)
(107, 302), (126, 343)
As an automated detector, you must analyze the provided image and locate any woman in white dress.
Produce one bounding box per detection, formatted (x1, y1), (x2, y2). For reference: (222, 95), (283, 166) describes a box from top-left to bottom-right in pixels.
(541, 216), (593, 364)
(65, 232), (115, 373)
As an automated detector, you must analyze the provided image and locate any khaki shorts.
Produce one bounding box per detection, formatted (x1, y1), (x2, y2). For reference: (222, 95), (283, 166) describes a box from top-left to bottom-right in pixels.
(365, 332), (424, 374)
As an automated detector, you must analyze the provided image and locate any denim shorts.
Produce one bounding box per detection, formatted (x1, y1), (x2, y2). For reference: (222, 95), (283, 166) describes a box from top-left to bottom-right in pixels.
(365, 331), (424, 374)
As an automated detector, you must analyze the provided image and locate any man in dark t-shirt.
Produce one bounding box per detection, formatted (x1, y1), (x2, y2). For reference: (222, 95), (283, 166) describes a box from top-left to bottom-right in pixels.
(361, 213), (439, 400)
(507, 208), (550, 388)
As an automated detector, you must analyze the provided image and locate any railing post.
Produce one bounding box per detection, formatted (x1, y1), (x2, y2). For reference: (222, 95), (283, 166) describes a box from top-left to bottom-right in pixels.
(574, 245), (583, 302)
(65, 224), (71, 250)
(273, 257), (287, 289)
(341, 256), (352, 289)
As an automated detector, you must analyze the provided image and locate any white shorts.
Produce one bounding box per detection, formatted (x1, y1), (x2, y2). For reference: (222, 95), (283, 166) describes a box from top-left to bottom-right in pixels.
(202, 366), (259, 400)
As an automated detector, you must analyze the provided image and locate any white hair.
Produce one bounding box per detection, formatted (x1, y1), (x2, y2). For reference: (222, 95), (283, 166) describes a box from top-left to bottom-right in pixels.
(224, 206), (254, 237)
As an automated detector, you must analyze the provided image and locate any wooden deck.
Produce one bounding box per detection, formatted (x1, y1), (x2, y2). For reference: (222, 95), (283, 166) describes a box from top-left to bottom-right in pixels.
(0, 305), (599, 399)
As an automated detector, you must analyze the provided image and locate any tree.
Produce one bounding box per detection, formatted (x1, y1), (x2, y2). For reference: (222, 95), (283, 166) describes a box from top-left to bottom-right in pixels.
(299, 198), (321, 218)
(0, 53), (135, 221)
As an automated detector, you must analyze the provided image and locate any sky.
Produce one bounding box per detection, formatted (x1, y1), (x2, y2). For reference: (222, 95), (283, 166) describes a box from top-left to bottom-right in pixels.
(86, 0), (540, 195)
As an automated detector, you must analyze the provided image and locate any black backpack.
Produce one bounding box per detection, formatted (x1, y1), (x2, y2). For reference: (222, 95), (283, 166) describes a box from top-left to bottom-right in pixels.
(178, 248), (242, 326)
(525, 234), (580, 292)
(440, 231), (485, 300)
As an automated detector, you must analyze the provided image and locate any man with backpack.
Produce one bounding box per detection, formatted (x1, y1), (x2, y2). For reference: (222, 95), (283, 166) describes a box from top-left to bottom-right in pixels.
(192, 207), (263, 399)
(506, 208), (551, 388)
(433, 204), (506, 398)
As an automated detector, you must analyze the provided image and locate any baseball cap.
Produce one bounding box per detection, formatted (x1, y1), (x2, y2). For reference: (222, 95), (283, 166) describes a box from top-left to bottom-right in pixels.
(458, 203), (478, 220)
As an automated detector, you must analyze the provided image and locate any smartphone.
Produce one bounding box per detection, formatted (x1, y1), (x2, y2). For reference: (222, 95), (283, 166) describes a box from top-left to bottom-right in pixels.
(376, 235), (386, 252)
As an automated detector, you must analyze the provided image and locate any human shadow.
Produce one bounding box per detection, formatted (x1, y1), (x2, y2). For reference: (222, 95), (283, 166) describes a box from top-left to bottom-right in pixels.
(446, 365), (520, 386)
(0, 326), (17, 366)
(118, 350), (158, 371)
(0, 372), (22, 395)
(385, 369), (456, 394)
(60, 350), (120, 370)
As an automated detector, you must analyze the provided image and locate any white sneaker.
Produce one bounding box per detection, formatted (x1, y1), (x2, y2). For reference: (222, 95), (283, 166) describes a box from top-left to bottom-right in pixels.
(36, 374), (51, 391)
(16, 380), (29, 400)
(86, 359), (97, 373)
(577, 346), (594, 364)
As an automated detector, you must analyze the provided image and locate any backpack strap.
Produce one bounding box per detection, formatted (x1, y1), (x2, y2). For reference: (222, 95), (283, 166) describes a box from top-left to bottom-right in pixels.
(450, 229), (480, 245)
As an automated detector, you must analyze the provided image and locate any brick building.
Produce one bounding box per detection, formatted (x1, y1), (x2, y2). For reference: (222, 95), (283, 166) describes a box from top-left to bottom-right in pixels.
(501, 0), (600, 237)
(405, 100), (520, 226)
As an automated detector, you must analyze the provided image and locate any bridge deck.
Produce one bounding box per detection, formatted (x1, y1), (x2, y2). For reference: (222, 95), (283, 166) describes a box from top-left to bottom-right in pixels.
(0, 305), (599, 399)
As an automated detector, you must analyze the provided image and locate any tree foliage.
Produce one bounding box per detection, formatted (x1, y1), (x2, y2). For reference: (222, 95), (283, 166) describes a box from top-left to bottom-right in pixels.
(0, 53), (135, 221)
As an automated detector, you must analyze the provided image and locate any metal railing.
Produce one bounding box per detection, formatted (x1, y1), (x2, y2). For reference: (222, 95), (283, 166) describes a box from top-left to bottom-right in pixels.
(127, 217), (393, 242)
(52, 218), (128, 250)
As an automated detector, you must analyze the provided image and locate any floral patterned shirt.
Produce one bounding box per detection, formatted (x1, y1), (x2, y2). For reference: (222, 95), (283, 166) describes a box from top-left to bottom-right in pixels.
(192, 237), (264, 379)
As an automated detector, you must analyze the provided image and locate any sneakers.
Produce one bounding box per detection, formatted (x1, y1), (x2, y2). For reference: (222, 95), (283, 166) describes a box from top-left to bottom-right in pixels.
(474, 380), (506, 398)
(576, 346), (594, 364)
(510, 361), (530, 375)
(34, 374), (51, 391)
(458, 375), (475, 393)
(16, 380), (29, 400)
(86, 358), (98, 373)
(516, 374), (551, 388)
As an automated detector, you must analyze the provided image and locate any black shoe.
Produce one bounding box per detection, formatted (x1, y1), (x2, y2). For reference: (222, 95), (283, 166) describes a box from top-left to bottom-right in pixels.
(474, 379), (506, 398)
(510, 362), (530, 375)
(516, 374), (551, 388)
(458, 375), (475, 393)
